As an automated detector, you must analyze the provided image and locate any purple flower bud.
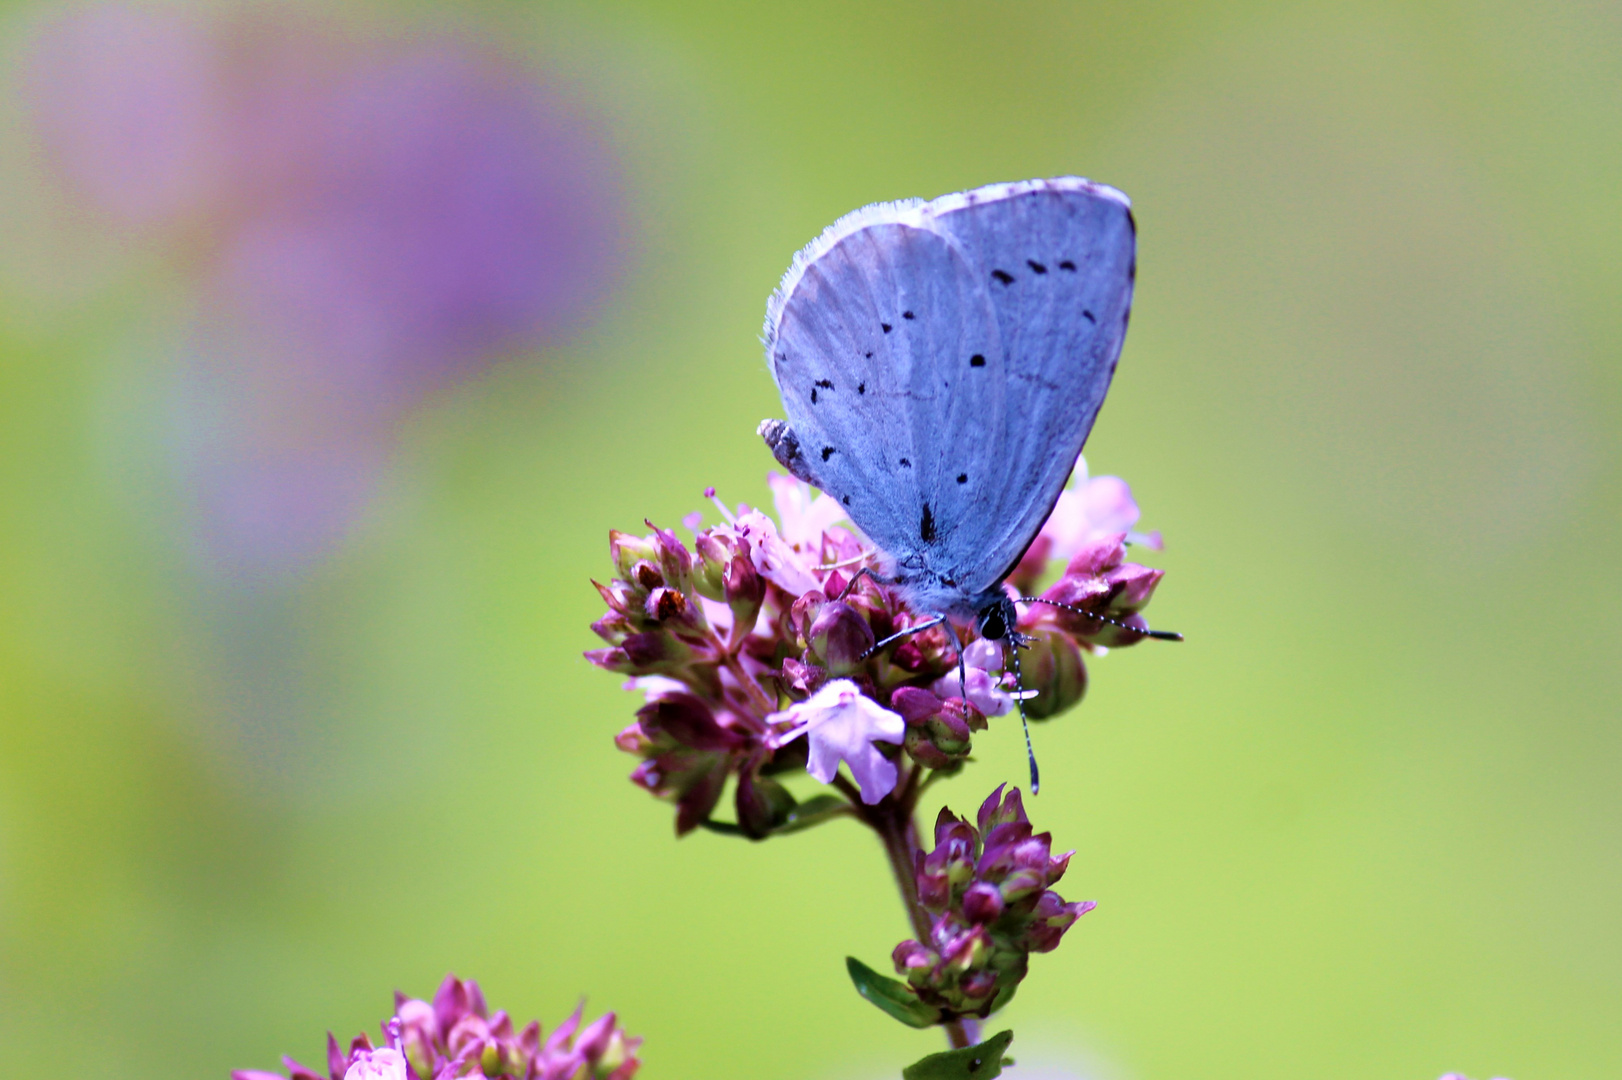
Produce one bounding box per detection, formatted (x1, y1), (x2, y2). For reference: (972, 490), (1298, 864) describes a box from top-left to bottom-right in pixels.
(918, 862), (951, 910)
(648, 524), (693, 592)
(590, 611), (633, 645)
(609, 531), (658, 580)
(583, 646), (632, 673)
(890, 686), (943, 724)
(692, 532), (731, 600)
(620, 631), (689, 669)
(976, 785), (1028, 835)
(1048, 848), (1074, 885)
(958, 969), (999, 1001)
(904, 726), (956, 770)
(939, 922), (991, 971)
(734, 771), (793, 839)
(642, 586), (689, 624)
(573, 1011), (619, 1060)
(892, 939), (935, 974)
(926, 709), (973, 751)
(777, 656), (823, 697)
(433, 974), (472, 1036)
(723, 552), (764, 629)
(1011, 834), (1054, 874)
(447, 1011), (491, 1057)
(1061, 535), (1129, 579)
(788, 590), (826, 644)
(395, 998), (437, 1080)
(998, 868), (1048, 904)
(1018, 628), (1088, 720)
(635, 695), (739, 752)
(630, 560), (664, 593)
(593, 578), (638, 618)
(808, 601), (875, 675)
(962, 882), (1005, 924)
(941, 696), (989, 734)
(674, 761), (729, 835)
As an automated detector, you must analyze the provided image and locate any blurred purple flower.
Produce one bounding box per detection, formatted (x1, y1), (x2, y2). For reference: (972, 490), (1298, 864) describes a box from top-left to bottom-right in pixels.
(25, 3), (625, 576)
(23, 2), (226, 231)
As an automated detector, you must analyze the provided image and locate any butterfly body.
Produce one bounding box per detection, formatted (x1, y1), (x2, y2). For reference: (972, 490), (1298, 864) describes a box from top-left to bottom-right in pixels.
(760, 177), (1137, 632)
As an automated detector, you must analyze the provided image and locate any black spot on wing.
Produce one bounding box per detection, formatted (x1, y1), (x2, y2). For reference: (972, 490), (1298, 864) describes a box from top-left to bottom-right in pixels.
(815, 379), (833, 389)
(919, 502), (936, 544)
(864, 351), (873, 359)
(842, 495), (851, 506)
(857, 382), (866, 394)
(881, 323), (892, 333)
(821, 446), (836, 461)
(899, 457), (911, 468)
(1059, 260), (1077, 271)
(902, 311), (915, 320)
(1027, 259), (1047, 274)
(1082, 310), (1096, 323)
(810, 387), (817, 404)
(991, 269), (1014, 285)
(956, 473), (967, 484)
(969, 354), (985, 367)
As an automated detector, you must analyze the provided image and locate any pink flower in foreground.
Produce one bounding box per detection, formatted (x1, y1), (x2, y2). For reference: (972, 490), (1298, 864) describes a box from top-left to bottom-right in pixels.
(233, 973), (639, 1080)
(769, 679), (905, 804)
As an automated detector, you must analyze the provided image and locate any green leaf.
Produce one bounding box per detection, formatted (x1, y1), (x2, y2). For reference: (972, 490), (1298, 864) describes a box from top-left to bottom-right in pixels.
(844, 956), (941, 1029)
(902, 1030), (1015, 1080)
(772, 794), (853, 835)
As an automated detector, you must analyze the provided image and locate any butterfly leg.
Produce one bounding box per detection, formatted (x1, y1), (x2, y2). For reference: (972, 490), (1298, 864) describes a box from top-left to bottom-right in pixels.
(833, 565), (889, 602)
(861, 614), (945, 661)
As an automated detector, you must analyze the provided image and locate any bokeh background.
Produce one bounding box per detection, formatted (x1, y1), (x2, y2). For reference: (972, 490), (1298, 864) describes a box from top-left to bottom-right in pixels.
(0, 1), (1616, 1078)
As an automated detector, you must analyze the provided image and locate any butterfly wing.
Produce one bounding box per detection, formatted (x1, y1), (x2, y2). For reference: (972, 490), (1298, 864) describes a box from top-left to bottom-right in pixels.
(763, 213), (1007, 576)
(928, 178), (1136, 591)
(761, 178), (1134, 600)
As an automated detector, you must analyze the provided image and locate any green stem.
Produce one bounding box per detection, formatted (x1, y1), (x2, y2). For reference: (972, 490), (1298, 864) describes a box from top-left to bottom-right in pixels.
(846, 767), (974, 1051)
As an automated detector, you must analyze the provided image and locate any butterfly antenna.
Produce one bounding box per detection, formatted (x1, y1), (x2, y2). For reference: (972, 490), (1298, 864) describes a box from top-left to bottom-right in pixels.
(1010, 637), (1039, 795)
(1016, 597), (1183, 641)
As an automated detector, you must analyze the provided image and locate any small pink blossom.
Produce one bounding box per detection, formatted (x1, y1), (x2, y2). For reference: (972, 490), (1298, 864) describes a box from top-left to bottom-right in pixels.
(734, 509), (821, 595)
(769, 679), (905, 804)
(342, 1047), (406, 1080)
(931, 638), (1017, 717)
(767, 472), (848, 550)
(1040, 455), (1161, 565)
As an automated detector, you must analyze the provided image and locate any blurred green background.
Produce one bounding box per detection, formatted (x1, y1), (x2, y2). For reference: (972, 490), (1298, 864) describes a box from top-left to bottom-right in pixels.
(0, 1), (1616, 1078)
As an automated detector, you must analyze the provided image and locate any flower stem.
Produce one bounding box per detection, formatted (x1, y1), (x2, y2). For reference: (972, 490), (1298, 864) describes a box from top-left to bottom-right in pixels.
(848, 768), (975, 1051)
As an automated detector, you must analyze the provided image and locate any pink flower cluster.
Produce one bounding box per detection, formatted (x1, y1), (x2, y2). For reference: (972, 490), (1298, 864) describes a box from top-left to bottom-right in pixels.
(588, 462), (1169, 835)
(233, 974), (639, 1080)
(893, 786), (1094, 1020)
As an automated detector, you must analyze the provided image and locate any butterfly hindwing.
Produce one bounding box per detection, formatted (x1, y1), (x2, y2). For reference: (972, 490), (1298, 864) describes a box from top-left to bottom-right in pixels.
(930, 180), (1136, 591)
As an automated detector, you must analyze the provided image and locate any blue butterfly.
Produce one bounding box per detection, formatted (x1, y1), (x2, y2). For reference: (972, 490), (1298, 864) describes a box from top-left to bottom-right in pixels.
(758, 178), (1178, 790)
